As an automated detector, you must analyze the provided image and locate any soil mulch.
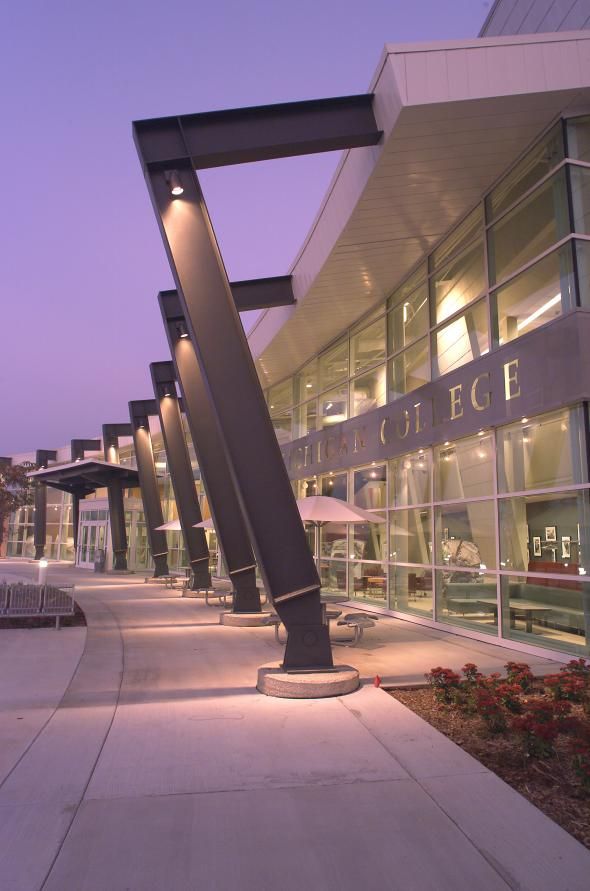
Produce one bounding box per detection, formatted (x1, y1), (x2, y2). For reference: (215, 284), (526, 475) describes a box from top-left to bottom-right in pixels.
(390, 685), (590, 851)
(0, 602), (86, 629)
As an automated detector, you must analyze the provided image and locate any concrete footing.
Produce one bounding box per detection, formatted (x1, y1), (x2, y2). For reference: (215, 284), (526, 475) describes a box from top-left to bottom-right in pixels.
(257, 661), (360, 698)
(220, 611), (272, 627)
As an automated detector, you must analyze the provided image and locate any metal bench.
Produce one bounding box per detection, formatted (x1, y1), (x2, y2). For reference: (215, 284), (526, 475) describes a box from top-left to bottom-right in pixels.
(335, 613), (379, 646)
(264, 609), (374, 647)
(0, 582), (76, 629)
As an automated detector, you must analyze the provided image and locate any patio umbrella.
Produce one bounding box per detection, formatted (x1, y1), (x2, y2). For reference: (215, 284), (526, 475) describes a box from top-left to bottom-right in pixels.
(295, 496), (385, 525)
(194, 497), (385, 529)
(155, 519), (182, 531)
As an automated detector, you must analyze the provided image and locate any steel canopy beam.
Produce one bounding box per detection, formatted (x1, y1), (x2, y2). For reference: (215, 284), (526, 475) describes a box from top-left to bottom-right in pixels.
(149, 360), (212, 592)
(102, 423), (134, 571)
(230, 275), (294, 312)
(159, 291), (261, 612)
(133, 94), (380, 169)
(128, 401), (169, 577)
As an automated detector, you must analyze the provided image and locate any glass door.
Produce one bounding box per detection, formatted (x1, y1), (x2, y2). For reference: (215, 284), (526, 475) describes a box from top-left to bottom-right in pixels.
(77, 519), (107, 568)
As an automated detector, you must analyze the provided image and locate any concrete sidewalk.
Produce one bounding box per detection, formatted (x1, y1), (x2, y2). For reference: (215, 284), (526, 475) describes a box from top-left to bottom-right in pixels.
(0, 562), (588, 891)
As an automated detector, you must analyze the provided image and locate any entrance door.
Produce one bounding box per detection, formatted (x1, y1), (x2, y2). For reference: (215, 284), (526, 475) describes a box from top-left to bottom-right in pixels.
(77, 519), (107, 568)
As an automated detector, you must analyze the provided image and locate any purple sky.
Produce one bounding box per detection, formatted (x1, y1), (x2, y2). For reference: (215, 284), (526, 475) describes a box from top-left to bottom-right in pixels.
(0, 0), (489, 455)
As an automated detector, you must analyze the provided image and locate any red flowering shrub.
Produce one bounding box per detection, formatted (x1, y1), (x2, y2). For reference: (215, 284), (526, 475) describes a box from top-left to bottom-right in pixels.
(425, 667), (461, 704)
(495, 682), (524, 714)
(563, 658), (590, 678)
(504, 661), (534, 692)
(461, 663), (483, 684)
(545, 673), (587, 703)
(511, 699), (573, 758)
(473, 686), (507, 733)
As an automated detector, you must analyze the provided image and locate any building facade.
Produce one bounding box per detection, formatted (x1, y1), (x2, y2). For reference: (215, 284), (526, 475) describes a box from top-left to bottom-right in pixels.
(3, 8), (590, 662)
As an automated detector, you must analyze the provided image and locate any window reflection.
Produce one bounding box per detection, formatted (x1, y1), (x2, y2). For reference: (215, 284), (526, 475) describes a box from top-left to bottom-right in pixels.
(492, 243), (574, 346)
(567, 116), (590, 164)
(432, 299), (488, 377)
(388, 283), (428, 353)
(268, 378), (293, 414)
(499, 489), (590, 576)
(354, 464), (386, 508)
(487, 170), (569, 285)
(389, 508), (432, 564)
(570, 166), (590, 235)
(389, 565), (433, 618)
(389, 337), (429, 400)
(431, 207), (483, 272)
(390, 449), (431, 507)
(319, 384), (348, 428)
(497, 408), (586, 493)
(435, 500), (496, 570)
(438, 570), (498, 635)
(294, 359), (318, 404)
(294, 400), (317, 438)
(321, 473), (347, 499)
(486, 124), (564, 221)
(500, 575), (589, 655)
(350, 317), (386, 375)
(319, 340), (348, 391)
(435, 433), (494, 501)
(432, 239), (485, 325)
(350, 365), (386, 417)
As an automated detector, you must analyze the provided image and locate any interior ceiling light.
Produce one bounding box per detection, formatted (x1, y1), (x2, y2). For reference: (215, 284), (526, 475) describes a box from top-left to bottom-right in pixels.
(517, 293), (561, 331)
(165, 170), (184, 197)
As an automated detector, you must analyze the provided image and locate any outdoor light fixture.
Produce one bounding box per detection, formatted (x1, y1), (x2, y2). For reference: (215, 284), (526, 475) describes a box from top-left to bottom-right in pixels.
(175, 321), (189, 340)
(165, 170), (184, 197)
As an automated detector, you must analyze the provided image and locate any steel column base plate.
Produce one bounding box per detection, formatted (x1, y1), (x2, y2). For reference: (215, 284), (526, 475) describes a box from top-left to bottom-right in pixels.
(256, 662), (359, 698)
(220, 611), (273, 627)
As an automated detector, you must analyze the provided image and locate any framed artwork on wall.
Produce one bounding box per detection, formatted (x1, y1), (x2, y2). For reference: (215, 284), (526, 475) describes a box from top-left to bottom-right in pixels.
(533, 536), (542, 557)
(545, 526), (557, 542)
(562, 536), (571, 559)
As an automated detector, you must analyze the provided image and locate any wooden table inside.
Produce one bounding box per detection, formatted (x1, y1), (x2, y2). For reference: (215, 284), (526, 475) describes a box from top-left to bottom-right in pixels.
(477, 598), (553, 633)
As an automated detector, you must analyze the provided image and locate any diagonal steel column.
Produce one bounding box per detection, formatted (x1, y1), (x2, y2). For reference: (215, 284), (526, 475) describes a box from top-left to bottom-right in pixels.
(140, 170), (330, 669)
(33, 449), (57, 560)
(158, 292), (261, 612)
(149, 361), (213, 592)
(102, 423), (133, 571)
(128, 401), (169, 577)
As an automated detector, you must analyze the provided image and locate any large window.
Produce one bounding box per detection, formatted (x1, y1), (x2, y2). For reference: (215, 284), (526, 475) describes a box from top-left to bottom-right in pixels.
(432, 299), (488, 377)
(492, 243), (575, 346)
(265, 115), (588, 450)
(487, 170), (569, 285)
(497, 408), (587, 493)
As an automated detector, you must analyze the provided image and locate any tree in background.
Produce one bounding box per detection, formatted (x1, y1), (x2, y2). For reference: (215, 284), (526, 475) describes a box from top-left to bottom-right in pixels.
(0, 462), (36, 552)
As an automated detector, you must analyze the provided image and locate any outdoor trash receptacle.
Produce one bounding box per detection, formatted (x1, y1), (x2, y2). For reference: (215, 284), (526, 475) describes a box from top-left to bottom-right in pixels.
(94, 548), (106, 572)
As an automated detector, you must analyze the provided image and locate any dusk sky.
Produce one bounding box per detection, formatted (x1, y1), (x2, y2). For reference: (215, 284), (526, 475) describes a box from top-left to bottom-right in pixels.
(1, 0), (489, 455)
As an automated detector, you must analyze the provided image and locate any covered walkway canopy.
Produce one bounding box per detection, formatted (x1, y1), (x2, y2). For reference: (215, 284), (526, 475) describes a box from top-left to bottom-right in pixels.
(28, 459), (140, 496)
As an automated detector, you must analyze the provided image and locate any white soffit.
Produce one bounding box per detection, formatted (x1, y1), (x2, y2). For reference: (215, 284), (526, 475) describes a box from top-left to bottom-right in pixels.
(249, 31), (590, 388)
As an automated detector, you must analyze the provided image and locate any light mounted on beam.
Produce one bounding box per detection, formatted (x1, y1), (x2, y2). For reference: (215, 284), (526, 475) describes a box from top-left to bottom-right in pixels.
(165, 170), (184, 197)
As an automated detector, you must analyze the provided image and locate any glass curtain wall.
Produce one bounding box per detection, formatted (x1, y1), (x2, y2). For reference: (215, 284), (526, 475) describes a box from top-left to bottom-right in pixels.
(305, 404), (589, 657)
(266, 116), (590, 441)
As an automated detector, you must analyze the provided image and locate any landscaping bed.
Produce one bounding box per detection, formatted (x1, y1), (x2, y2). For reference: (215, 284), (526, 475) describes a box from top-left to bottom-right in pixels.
(389, 659), (590, 850)
(0, 602), (86, 629)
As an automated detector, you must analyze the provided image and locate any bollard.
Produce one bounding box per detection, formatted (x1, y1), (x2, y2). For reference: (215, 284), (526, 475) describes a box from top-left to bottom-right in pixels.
(38, 559), (48, 586)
